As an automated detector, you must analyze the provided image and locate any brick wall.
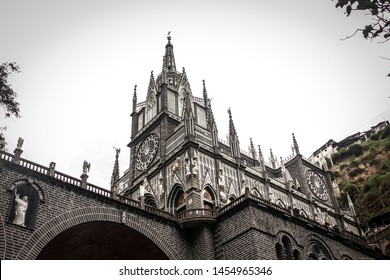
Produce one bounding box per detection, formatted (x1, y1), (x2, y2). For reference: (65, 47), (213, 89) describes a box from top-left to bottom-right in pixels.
(216, 201), (376, 259)
(0, 162), (192, 260)
(0, 160), (381, 260)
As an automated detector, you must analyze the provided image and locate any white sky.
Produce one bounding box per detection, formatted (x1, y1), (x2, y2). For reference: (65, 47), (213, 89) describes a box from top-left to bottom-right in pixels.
(1, 0), (389, 189)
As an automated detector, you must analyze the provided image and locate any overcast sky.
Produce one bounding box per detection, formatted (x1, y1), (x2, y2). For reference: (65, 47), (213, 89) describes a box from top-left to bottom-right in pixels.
(1, 0), (389, 189)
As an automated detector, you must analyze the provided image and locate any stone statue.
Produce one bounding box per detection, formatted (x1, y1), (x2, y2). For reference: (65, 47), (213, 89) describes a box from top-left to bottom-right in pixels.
(218, 168), (225, 186)
(191, 152), (199, 175)
(172, 157), (180, 173)
(185, 152), (191, 176)
(17, 137), (24, 149)
(13, 189), (28, 227)
(82, 160), (91, 174)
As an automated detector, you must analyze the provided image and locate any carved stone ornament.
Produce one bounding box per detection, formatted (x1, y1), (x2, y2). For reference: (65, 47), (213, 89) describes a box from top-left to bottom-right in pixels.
(136, 134), (159, 171)
(306, 170), (329, 201)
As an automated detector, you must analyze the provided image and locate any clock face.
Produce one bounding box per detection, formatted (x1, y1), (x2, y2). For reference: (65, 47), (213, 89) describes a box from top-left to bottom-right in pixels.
(306, 170), (329, 201)
(136, 134), (159, 171)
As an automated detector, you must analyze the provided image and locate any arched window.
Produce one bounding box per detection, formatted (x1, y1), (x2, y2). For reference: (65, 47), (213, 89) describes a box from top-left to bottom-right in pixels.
(145, 193), (158, 208)
(293, 249), (301, 260)
(275, 235), (301, 260)
(275, 243), (284, 260)
(202, 186), (215, 209)
(167, 185), (186, 214)
(307, 242), (331, 260)
(145, 93), (157, 124)
(282, 236), (293, 259)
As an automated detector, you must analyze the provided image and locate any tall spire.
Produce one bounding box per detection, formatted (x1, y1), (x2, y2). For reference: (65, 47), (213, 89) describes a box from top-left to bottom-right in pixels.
(228, 108), (240, 158)
(111, 147), (121, 191)
(132, 85), (137, 113)
(292, 133), (300, 155)
(163, 32), (176, 72)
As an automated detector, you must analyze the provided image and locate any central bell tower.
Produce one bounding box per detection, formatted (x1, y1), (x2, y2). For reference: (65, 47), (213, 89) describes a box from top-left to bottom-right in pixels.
(120, 34), (218, 216)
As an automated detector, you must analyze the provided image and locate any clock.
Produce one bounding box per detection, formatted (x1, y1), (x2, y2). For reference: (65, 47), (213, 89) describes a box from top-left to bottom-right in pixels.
(306, 170), (329, 201)
(136, 134), (159, 171)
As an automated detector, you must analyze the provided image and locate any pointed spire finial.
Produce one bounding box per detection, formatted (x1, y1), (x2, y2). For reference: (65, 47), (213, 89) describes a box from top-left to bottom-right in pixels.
(258, 145), (264, 160)
(163, 32), (176, 72)
(133, 85), (137, 98)
(132, 85), (138, 113)
(111, 147), (121, 190)
(292, 133), (300, 155)
(227, 108), (240, 158)
(270, 148), (276, 169)
(249, 138), (256, 159)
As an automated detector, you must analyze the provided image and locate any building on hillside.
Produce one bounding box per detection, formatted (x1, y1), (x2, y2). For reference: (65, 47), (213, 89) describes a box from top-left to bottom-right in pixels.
(308, 120), (389, 167)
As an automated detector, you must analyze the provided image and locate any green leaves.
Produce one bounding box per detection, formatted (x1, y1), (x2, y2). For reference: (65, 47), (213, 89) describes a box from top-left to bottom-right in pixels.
(0, 62), (21, 150)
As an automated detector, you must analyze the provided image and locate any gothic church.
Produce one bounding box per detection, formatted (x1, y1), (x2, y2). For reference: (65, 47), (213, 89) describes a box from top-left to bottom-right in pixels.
(0, 35), (382, 260)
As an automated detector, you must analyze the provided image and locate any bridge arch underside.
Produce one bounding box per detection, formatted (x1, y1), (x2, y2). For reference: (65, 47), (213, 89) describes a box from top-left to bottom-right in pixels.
(37, 221), (168, 260)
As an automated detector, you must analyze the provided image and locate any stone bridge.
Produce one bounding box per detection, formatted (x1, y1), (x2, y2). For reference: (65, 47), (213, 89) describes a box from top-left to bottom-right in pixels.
(0, 151), (382, 260)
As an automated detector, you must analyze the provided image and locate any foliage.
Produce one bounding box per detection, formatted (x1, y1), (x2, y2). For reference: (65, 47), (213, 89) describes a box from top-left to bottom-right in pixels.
(333, 128), (390, 223)
(348, 167), (365, 177)
(349, 143), (363, 157)
(379, 124), (390, 139)
(333, 0), (390, 76)
(334, 0), (390, 41)
(0, 62), (21, 150)
(341, 182), (360, 200)
(370, 132), (380, 141)
(378, 159), (390, 174)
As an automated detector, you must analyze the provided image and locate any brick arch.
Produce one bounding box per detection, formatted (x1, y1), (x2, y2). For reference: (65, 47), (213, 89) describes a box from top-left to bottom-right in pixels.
(16, 207), (180, 260)
(275, 230), (301, 247)
(303, 234), (335, 260)
(274, 230), (302, 260)
(0, 215), (6, 260)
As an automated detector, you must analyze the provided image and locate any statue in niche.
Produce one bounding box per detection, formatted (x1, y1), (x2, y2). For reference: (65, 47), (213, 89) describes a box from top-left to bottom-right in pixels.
(185, 153), (191, 176)
(191, 151), (199, 175)
(13, 189), (28, 227)
(219, 188), (227, 203)
(218, 168), (225, 186)
(172, 157), (180, 173)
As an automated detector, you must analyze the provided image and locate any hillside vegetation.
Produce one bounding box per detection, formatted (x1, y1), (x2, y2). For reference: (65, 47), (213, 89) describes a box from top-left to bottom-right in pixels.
(330, 125), (390, 225)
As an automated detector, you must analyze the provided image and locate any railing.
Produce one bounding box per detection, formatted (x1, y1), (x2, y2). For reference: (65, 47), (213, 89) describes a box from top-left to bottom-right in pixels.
(115, 194), (141, 208)
(176, 208), (215, 222)
(1, 151), (113, 197)
(145, 205), (175, 220)
(193, 96), (204, 104)
(218, 195), (246, 215)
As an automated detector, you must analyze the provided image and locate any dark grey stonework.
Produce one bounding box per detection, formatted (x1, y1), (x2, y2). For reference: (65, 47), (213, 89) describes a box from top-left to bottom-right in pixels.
(0, 156), (383, 259)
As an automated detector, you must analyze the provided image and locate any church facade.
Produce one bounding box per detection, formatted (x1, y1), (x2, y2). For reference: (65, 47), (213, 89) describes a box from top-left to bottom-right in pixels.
(109, 35), (378, 259)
